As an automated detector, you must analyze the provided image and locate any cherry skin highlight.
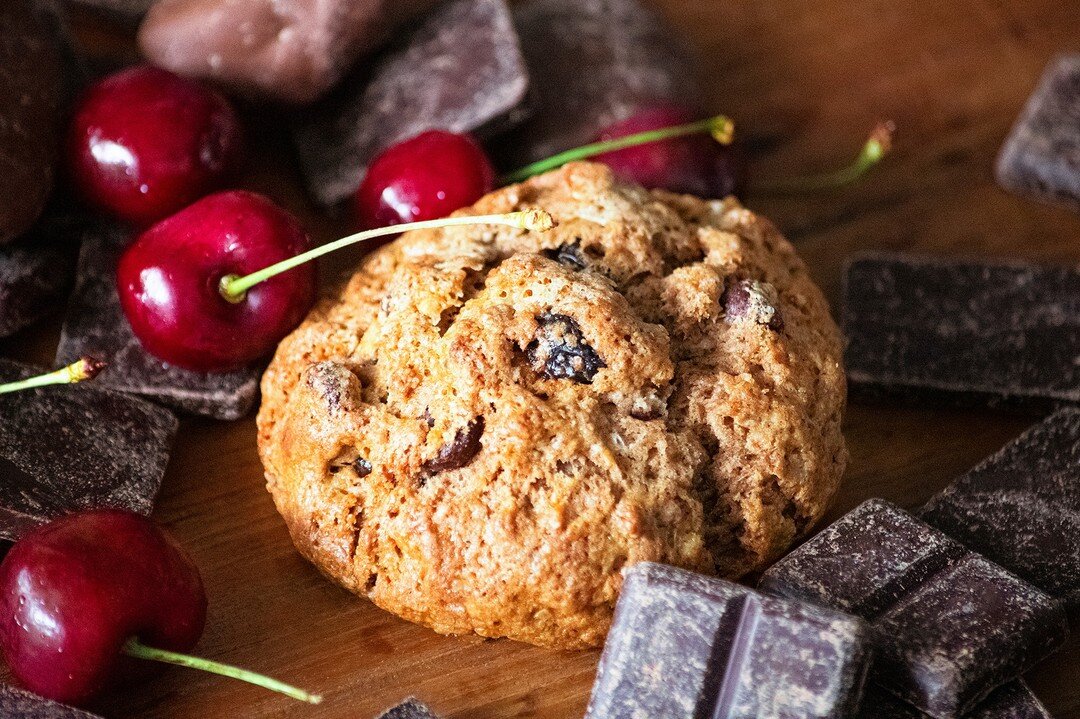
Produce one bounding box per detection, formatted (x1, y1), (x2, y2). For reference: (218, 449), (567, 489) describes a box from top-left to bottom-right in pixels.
(67, 65), (243, 226)
(0, 509), (206, 706)
(117, 190), (316, 373)
(353, 129), (496, 229)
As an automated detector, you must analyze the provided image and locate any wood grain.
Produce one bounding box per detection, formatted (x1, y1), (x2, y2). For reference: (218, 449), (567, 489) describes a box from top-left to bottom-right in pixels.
(3, 1), (1079, 717)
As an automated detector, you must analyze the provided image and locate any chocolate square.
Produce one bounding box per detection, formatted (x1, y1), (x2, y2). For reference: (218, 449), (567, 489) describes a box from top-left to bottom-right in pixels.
(0, 685), (103, 718)
(376, 699), (440, 719)
(0, 218), (76, 338)
(858, 682), (1051, 719)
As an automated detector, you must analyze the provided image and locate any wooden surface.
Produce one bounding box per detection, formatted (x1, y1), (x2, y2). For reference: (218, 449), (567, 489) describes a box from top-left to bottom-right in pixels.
(4, 1), (1080, 717)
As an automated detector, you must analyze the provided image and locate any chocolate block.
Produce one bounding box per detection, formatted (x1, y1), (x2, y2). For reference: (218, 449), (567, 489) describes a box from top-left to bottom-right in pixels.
(0, 685), (102, 718)
(376, 699), (441, 719)
(585, 562), (871, 719)
(293, 0), (528, 207)
(0, 359), (177, 541)
(0, 222), (76, 338)
(858, 682), (1051, 719)
(921, 407), (1080, 608)
(843, 253), (1080, 408)
(997, 55), (1080, 212)
(56, 223), (260, 420)
(759, 500), (1067, 719)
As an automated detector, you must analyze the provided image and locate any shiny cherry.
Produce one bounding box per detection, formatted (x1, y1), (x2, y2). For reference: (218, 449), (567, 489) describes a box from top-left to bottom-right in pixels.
(117, 190), (316, 372)
(67, 65), (243, 226)
(353, 129), (496, 229)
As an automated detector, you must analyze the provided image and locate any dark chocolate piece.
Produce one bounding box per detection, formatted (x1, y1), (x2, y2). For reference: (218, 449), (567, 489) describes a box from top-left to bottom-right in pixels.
(921, 407), (1080, 608)
(858, 682), (1051, 719)
(293, 0), (529, 207)
(526, 312), (606, 384)
(0, 359), (177, 541)
(376, 699), (440, 719)
(996, 54), (1080, 212)
(843, 253), (1080, 408)
(56, 223), (260, 420)
(0, 685), (103, 718)
(585, 562), (872, 719)
(759, 500), (1067, 719)
(0, 218), (76, 338)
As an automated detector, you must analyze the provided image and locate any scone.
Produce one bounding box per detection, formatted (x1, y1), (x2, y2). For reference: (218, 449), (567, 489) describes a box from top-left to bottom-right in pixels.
(257, 162), (846, 649)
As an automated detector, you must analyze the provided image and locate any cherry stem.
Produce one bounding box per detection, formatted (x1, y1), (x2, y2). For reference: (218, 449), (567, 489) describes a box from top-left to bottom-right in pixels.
(0, 357), (106, 395)
(752, 121), (896, 194)
(501, 113), (736, 185)
(219, 209), (555, 303)
(122, 638), (322, 704)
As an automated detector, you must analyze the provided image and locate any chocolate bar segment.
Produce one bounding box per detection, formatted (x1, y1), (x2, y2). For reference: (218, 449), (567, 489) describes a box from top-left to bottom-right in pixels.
(759, 500), (1067, 719)
(0, 360), (177, 541)
(56, 223), (260, 420)
(0, 685), (103, 718)
(921, 407), (1080, 608)
(996, 54), (1080, 212)
(858, 682), (1051, 719)
(585, 562), (871, 719)
(293, 0), (528, 207)
(843, 253), (1080, 408)
(0, 227), (75, 338)
(376, 699), (441, 719)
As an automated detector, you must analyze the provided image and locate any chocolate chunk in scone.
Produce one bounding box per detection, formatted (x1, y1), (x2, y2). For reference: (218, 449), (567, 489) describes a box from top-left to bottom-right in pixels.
(0, 685), (104, 718)
(376, 699), (441, 719)
(997, 54), (1080, 212)
(293, 0), (529, 207)
(0, 360), (177, 541)
(760, 500), (1067, 719)
(56, 223), (260, 420)
(843, 252), (1080, 408)
(585, 563), (872, 719)
(857, 682), (1052, 719)
(921, 407), (1080, 608)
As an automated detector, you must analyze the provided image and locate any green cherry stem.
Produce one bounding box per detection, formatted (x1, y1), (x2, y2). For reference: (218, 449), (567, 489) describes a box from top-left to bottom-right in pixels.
(501, 113), (736, 185)
(0, 356), (106, 395)
(752, 121), (895, 194)
(123, 638), (322, 704)
(219, 209), (555, 303)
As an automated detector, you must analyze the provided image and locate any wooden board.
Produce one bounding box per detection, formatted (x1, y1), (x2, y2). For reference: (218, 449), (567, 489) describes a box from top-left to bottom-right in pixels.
(2, 1), (1079, 717)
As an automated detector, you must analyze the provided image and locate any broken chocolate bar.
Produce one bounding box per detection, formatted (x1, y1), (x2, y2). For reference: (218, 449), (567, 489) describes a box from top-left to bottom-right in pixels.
(585, 562), (871, 719)
(56, 223), (260, 420)
(759, 500), (1067, 719)
(921, 407), (1080, 609)
(293, 0), (528, 207)
(843, 252), (1080, 407)
(859, 682), (1051, 719)
(0, 359), (177, 541)
(0, 226), (75, 338)
(0, 685), (102, 718)
(376, 699), (441, 719)
(997, 54), (1080, 212)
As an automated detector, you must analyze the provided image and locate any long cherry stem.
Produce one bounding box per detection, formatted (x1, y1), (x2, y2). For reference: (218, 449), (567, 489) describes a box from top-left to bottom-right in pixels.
(501, 113), (735, 185)
(0, 357), (106, 395)
(219, 210), (554, 303)
(752, 121), (895, 193)
(123, 638), (322, 704)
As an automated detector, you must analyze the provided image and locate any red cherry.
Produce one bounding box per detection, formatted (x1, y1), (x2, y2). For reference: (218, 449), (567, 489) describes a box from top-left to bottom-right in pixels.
(0, 510), (206, 705)
(353, 129), (496, 229)
(117, 190), (316, 373)
(67, 65), (243, 226)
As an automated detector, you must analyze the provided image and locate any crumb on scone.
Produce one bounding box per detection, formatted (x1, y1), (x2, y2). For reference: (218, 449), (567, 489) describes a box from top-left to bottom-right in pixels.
(257, 162), (847, 649)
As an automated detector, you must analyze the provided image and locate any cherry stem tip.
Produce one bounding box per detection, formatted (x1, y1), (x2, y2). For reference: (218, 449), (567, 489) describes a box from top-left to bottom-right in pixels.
(754, 120), (896, 194)
(0, 356), (107, 395)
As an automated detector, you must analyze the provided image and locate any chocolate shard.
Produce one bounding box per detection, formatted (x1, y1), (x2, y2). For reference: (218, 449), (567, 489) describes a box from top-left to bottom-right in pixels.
(858, 682), (1052, 719)
(921, 407), (1080, 609)
(0, 214), (77, 338)
(996, 54), (1080, 212)
(375, 699), (441, 719)
(585, 562), (872, 719)
(0, 685), (103, 718)
(759, 500), (1068, 719)
(842, 252), (1080, 408)
(293, 0), (529, 207)
(55, 223), (260, 421)
(0, 359), (178, 542)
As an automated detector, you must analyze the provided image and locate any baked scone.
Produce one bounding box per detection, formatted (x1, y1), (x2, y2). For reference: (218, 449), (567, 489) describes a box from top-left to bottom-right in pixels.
(258, 162), (846, 649)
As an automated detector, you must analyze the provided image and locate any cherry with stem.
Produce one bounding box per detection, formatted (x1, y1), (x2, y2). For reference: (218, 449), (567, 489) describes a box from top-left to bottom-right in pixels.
(0, 357), (106, 395)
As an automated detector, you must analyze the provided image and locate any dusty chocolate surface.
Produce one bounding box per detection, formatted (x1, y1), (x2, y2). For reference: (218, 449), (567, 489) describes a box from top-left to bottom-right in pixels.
(843, 252), (1080, 408)
(858, 682), (1052, 719)
(921, 407), (1080, 608)
(585, 562), (871, 719)
(293, 0), (528, 207)
(376, 699), (440, 719)
(0, 685), (103, 718)
(0, 212), (78, 338)
(55, 223), (260, 420)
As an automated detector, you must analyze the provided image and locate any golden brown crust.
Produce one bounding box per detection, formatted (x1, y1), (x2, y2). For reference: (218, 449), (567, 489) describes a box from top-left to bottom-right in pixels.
(257, 163), (846, 649)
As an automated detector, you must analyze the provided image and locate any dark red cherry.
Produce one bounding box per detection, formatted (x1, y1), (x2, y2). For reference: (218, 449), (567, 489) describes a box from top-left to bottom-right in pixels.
(353, 129), (496, 229)
(117, 190), (316, 373)
(594, 103), (741, 198)
(0, 510), (206, 706)
(67, 65), (243, 226)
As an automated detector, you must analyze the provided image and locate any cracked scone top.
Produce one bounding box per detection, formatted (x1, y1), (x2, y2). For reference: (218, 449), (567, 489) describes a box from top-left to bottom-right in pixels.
(257, 162), (846, 650)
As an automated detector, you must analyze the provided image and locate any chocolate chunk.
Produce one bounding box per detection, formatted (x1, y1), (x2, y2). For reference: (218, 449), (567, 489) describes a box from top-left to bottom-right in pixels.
(376, 699), (441, 719)
(526, 312), (605, 383)
(858, 682), (1051, 719)
(422, 416), (484, 476)
(0, 218), (77, 338)
(843, 253), (1080, 408)
(723, 278), (783, 330)
(354, 457), (372, 477)
(996, 55), (1080, 212)
(0, 359), (177, 541)
(0, 685), (103, 718)
(0, 0), (64, 244)
(541, 243), (588, 271)
(921, 407), (1080, 608)
(759, 500), (1067, 719)
(293, 0), (529, 207)
(585, 562), (871, 719)
(55, 223), (260, 420)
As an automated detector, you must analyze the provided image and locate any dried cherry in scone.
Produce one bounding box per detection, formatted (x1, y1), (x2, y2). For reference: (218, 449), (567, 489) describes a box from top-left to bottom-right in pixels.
(541, 243), (589, 271)
(722, 279), (783, 330)
(526, 312), (606, 383)
(422, 416), (485, 476)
